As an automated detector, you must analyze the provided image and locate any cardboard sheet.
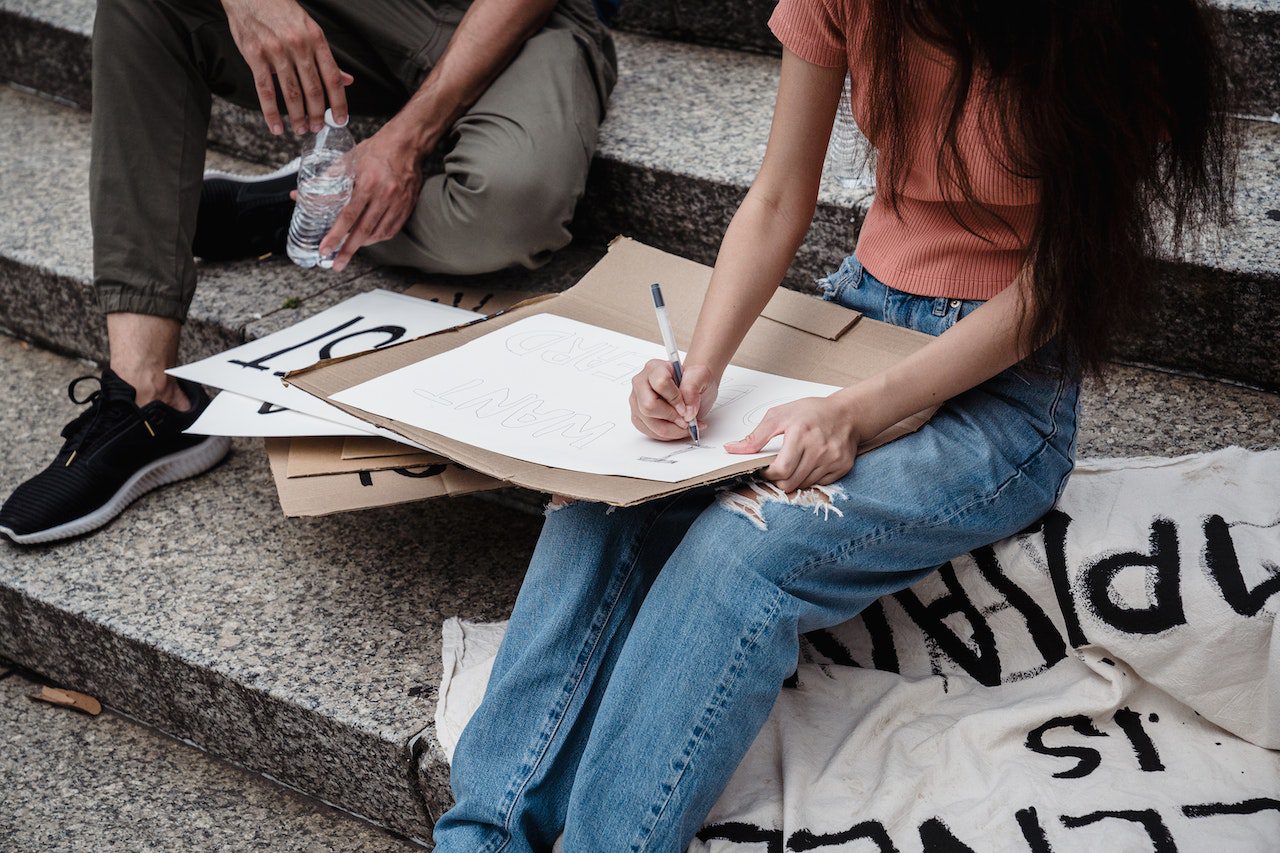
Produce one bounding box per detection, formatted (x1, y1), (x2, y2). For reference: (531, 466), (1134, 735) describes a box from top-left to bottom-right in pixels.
(264, 438), (500, 516)
(332, 313), (841, 482)
(288, 238), (939, 506)
(285, 436), (441, 478)
(340, 435), (423, 459)
(170, 290), (481, 430)
(188, 390), (376, 438)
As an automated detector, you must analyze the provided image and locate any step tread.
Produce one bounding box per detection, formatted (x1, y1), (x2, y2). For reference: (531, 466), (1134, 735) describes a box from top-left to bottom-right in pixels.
(0, 333), (542, 837)
(0, 665), (415, 851)
(3, 333), (1279, 834)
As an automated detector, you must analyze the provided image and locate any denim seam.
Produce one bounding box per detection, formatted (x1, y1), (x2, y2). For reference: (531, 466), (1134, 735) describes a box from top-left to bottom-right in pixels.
(628, 582), (786, 851)
(488, 501), (678, 853)
(777, 370), (1075, 590)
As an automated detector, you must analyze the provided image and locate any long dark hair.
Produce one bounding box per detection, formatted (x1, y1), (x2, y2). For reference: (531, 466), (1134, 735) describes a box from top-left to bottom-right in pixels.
(861, 0), (1236, 375)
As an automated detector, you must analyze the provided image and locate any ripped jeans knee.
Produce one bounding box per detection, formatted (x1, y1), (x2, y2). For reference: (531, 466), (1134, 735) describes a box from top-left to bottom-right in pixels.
(715, 479), (847, 531)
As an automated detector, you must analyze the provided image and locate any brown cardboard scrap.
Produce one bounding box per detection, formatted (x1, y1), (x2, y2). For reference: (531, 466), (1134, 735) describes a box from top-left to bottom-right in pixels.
(28, 686), (102, 716)
(340, 435), (422, 460)
(285, 436), (441, 478)
(286, 238), (939, 507)
(264, 439), (501, 517)
(759, 286), (861, 341)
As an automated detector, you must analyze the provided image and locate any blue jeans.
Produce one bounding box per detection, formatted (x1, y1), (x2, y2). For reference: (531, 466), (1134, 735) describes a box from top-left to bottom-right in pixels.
(432, 255), (1082, 852)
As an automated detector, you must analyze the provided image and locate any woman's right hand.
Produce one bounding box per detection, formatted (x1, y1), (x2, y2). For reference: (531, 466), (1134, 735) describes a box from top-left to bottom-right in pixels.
(630, 361), (720, 441)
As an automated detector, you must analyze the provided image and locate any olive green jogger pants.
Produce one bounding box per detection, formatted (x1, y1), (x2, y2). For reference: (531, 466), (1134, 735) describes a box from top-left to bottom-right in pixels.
(90, 0), (615, 321)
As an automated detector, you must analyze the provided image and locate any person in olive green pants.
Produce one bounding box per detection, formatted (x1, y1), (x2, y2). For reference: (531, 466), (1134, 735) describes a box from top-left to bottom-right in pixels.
(0, 0), (614, 545)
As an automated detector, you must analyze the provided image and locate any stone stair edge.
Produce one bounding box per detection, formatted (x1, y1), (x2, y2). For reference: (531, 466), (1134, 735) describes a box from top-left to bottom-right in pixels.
(0, 575), (436, 840)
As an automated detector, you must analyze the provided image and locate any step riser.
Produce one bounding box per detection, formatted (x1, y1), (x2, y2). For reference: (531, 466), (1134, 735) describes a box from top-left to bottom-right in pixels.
(612, 1), (1280, 118)
(1123, 262), (1280, 387)
(0, 589), (432, 840)
(0, 259), (249, 369)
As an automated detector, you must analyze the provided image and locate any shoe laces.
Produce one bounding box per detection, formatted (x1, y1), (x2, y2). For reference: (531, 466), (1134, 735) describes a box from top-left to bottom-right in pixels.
(59, 375), (144, 465)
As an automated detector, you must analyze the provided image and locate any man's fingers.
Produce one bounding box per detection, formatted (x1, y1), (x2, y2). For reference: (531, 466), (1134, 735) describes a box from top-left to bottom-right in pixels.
(251, 64), (284, 135)
(293, 55), (326, 131)
(331, 203), (384, 271)
(271, 60), (307, 133)
(314, 44), (350, 123)
(319, 197), (362, 256)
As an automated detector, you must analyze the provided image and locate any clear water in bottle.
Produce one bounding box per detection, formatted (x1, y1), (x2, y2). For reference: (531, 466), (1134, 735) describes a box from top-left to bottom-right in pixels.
(287, 109), (355, 269)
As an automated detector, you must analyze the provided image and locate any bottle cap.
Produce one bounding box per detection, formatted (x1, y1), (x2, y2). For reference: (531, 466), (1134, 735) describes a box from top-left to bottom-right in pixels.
(324, 108), (349, 129)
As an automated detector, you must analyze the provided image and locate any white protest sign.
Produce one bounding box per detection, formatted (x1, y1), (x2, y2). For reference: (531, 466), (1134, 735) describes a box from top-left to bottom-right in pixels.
(188, 391), (375, 438)
(332, 313), (842, 482)
(170, 290), (480, 431)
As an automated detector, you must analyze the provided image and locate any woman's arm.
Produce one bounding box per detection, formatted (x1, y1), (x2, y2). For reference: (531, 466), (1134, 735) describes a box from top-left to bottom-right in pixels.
(725, 271), (1039, 491)
(631, 48), (1042, 492)
(630, 50), (845, 440)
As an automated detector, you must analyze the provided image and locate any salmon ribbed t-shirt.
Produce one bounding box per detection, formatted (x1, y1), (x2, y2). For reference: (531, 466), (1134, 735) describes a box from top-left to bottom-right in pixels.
(770, 0), (1038, 299)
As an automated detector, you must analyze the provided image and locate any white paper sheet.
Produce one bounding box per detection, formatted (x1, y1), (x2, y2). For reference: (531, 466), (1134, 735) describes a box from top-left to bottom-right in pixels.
(169, 290), (480, 431)
(332, 313), (841, 482)
(187, 391), (375, 438)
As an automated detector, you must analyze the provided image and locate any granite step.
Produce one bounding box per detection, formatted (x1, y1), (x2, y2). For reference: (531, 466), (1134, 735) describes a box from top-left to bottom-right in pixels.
(1, 4), (1278, 389)
(0, 332), (544, 842)
(0, 662), (418, 851)
(2, 333), (1279, 842)
(611, 0), (1280, 119)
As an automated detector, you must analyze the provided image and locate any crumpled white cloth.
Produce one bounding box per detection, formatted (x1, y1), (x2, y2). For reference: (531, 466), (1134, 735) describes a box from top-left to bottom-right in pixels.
(436, 447), (1280, 850)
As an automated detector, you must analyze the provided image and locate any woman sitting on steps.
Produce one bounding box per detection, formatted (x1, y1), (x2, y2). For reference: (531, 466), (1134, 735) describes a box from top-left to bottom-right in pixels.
(431, 0), (1236, 849)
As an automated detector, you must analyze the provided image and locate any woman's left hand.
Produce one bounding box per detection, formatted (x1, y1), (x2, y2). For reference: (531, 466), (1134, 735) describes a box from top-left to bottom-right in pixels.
(724, 395), (865, 492)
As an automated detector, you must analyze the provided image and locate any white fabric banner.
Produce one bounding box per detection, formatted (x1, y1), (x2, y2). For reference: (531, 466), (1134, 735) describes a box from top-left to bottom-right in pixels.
(434, 448), (1280, 850)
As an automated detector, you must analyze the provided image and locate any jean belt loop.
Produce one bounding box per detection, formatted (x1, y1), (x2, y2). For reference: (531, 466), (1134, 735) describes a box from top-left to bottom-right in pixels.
(931, 297), (948, 317)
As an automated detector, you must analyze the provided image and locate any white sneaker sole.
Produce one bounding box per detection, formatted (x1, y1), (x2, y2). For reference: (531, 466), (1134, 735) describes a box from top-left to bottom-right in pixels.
(0, 436), (232, 545)
(203, 157), (301, 184)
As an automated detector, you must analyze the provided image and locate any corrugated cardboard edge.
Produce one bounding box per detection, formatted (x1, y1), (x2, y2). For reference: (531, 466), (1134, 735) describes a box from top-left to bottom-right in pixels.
(285, 436), (443, 478)
(285, 238), (940, 506)
(265, 439), (501, 516)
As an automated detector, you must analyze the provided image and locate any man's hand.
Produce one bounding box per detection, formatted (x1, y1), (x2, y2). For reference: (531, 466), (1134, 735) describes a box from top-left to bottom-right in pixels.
(724, 395), (864, 492)
(222, 0), (352, 135)
(318, 121), (427, 271)
(630, 361), (720, 441)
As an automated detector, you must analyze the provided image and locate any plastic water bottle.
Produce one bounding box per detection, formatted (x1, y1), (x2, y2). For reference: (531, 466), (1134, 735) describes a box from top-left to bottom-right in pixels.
(830, 74), (876, 190)
(287, 108), (355, 269)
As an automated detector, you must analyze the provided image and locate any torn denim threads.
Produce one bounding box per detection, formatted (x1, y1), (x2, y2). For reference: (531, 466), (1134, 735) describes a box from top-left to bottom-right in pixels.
(433, 253), (1081, 852)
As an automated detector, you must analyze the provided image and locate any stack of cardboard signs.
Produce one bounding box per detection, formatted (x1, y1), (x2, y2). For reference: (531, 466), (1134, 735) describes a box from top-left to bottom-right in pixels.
(169, 284), (534, 516)
(175, 238), (943, 516)
(287, 238), (941, 507)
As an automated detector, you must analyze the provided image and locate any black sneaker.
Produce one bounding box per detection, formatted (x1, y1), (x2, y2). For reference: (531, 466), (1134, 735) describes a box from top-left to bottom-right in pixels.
(193, 158), (300, 261)
(0, 370), (230, 545)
